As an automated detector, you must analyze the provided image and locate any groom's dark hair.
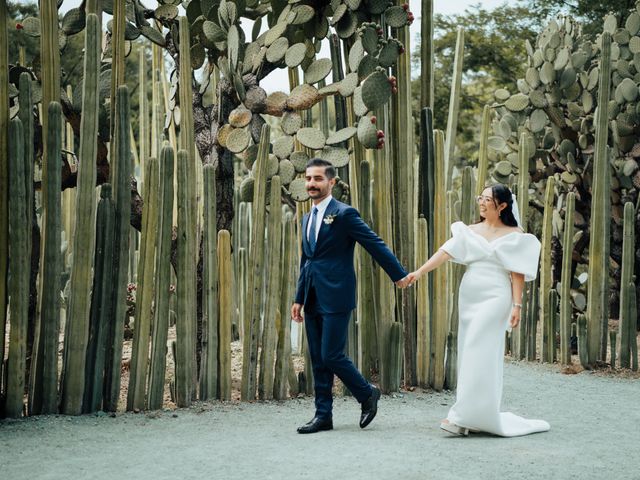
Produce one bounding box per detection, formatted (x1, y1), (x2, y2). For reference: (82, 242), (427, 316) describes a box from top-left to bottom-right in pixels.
(306, 158), (336, 179)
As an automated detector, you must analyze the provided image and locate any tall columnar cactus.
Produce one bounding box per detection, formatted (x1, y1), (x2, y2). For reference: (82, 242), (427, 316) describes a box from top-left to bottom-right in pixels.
(431, 129), (448, 390)
(218, 229), (232, 401)
(29, 103), (63, 415)
(200, 163), (218, 400)
(138, 47), (148, 188)
(526, 277), (539, 361)
(63, 85), (76, 265)
(444, 27), (464, 190)
(60, 13), (101, 415)
(476, 106), (491, 195)
(421, 0), (434, 109)
(128, 156), (159, 411)
(577, 313), (588, 368)
(274, 211), (295, 400)
(148, 146), (175, 410)
(586, 32), (612, 368)
(560, 192), (576, 365)
(242, 124), (270, 401)
(176, 149), (195, 407)
(0, 0), (9, 356)
(415, 215), (430, 387)
(104, 86), (132, 412)
(540, 176), (556, 363)
(4, 118), (28, 418)
(618, 202), (635, 369)
(84, 184), (115, 413)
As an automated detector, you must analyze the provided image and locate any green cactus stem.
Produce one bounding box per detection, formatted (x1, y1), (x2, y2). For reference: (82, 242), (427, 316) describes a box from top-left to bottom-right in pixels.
(609, 330), (616, 369)
(59, 13), (101, 415)
(4, 118), (28, 418)
(585, 32), (612, 368)
(218, 229), (232, 401)
(416, 215), (430, 387)
(559, 192), (575, 365)
(618, 202), (635, 369)
(200, 163), (218, 400)
(421, 0), (434, 109)
(540, 176), (555, 363)
(526, 278), (539, 361)
(476, 105), (491, 195)
(0, 0), (8, 374)
(444, 27), (464, 190)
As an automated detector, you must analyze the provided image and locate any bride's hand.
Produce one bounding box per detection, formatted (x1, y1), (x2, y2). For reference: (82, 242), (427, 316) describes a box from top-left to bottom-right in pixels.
(406, 271), (419, 286)
(509, 306), (521, 328)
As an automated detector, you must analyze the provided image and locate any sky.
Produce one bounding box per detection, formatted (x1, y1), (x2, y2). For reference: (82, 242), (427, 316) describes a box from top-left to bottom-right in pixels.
(49, 0), (510, 92)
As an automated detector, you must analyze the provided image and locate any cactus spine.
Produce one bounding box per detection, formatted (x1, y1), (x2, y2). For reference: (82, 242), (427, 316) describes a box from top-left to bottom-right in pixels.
(242, 124), (270, 400)
(84, 184), (115, 413)
(128, 156), (159, 411)
(5, 118), (28, 417)
(540, 176), (555, 363)
(176, 149), (195, 407)
(586, 32), (612, 368)
(559, 192), (575, 365)
(218, 229), (232, 400)
(104, 86), (132, 412)
(59, 13), (101, 415)
(200, 163), (218, 400)
(148, 146), (175, 409)
(259, 176), (282, 400)
(618, 202), (635, 369)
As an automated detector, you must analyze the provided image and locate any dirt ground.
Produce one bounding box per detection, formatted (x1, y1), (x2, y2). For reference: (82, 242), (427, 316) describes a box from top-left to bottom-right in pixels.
(1, 360), (639, 480)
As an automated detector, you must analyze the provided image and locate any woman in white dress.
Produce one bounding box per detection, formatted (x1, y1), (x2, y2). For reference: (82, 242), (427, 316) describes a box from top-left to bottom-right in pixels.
(407, 184), (550, 437)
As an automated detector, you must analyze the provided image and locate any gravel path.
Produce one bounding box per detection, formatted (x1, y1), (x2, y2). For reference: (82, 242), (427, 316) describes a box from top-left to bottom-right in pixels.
(1, 361), (638, 480)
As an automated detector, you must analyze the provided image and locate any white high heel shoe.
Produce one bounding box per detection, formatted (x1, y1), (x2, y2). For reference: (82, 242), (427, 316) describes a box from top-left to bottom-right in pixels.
(440, 421), (470, 436)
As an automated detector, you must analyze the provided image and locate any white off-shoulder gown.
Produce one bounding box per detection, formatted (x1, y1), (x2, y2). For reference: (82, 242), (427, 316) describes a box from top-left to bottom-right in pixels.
(440, 222), (550, 437)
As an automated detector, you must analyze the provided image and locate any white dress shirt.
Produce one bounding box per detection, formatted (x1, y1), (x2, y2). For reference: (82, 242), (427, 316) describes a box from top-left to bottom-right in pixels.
(307, 195), (333, 243)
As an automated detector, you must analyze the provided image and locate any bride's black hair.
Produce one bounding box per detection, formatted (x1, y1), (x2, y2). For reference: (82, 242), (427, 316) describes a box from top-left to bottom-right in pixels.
(477, 184), (519, 227)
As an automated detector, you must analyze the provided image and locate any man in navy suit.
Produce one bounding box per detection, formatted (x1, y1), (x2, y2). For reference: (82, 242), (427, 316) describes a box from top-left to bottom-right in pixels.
(291, 158), (409, 434)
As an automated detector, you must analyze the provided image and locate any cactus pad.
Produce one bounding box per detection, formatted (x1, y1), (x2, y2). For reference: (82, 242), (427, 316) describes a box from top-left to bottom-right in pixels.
(229, 106), (253, 128)
(366, 0), (391, 15)
(155, 4), (179, 21)
(617, 78), (638, 102)
(292, 5), (315, 25)
(289, 177), (309, 202)
(281, 111), (303, 135)
(296, 127), (326, 150)
(227, 128), (251, 153)
(357, 115), (378, 149)
(353, 86), (368, 116)
(278, 159), (296, 185)
(487, 136), (507, 151)
(331, 4), (348, 25)
(240, 176), (255, 202)
(530, 108), (548, 132)
(362, 26), (379, 54)
(504, 93), (530, 112)
(603, 14), (618, 34)
(287, 84), (320, 110)
(217, 124), (234, 148)
(495, 160), (513, 176)
(326, 127), (357, 145)
(336, 10), (358, 38)
(273, 135), (295, 159)
(627, 12), (640, 35)
(265, 22), (288, 46)
(338, 73), (359, 97)
(320, 146), (350, 168)
(61, 8), (86, 35)
(357, 55), (380, 79)
(349, 39), (365, 72)
(361, 71), (392, 111)
(244, 144), (259, 170)
(494, 88), (510, 101)
(319, 83), (341, 96)
(140, 25), (166, 46)
(290, 151), (310, 173)
(21, 17), (41, 37)
(304, 58), (333, 85)
(266, 37), (289, 63)
(266, 91), (288, 116)
(203, 20), (227, 43)
(285, 43), (307, 68)
(378, 40), (401, 67)
(384, 6), (409, 28)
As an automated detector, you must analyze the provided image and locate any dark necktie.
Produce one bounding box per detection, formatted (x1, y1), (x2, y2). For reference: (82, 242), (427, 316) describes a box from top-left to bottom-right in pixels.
(308, 207), (318, 252)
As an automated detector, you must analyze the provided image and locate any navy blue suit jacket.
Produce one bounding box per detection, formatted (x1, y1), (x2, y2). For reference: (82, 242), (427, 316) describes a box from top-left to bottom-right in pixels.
(295, 198), (407, 313)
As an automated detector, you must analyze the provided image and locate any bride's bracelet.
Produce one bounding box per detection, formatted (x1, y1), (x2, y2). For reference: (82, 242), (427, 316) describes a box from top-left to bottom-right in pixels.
(512, 303), (522, 308)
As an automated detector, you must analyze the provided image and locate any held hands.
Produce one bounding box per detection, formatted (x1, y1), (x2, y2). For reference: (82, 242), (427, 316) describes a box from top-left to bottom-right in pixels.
(291, 303), (304, 323)
(509, 305), (521, 328)
(395, 271), (420, 288)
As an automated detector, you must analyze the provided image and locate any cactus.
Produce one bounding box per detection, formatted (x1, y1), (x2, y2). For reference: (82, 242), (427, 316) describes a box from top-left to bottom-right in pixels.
(84, 184), (115, 413)
(444, 27), (464, 190)
(415, 216), (431, 387)
(176, 149), (195, 407)
(476, 106), (491, 195)
(0, 0), (8, 371)
(527, 277), (539, 361)
(431, 129), (448, 390)
(577, 313), (588, 368)
(618, 202), (635, 368)
(4, 118), (28, 417)
(58, 13), (101, 415)
(609, 330), (616, 368)
(104, 86), (132, 412)
(241, 124), (270, 401)
(127, 156), (159, 411)
(218, 229), (232, 401)
(559, 192), (575, 365)
(199, 163), (219, 400)
(148, 146), (175, 410)
(586, 33), (612, 368)
(421, 0), (434, 109)
(540, 176), (556, 363)
(28, 103), (63, 415)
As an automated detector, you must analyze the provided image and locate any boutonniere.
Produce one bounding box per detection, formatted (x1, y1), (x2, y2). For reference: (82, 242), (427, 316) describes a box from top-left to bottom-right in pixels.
(323, 214), (337, 225)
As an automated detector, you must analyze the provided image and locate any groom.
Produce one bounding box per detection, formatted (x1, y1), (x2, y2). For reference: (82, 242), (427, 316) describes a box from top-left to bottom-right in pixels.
(291, 158), (409, 434)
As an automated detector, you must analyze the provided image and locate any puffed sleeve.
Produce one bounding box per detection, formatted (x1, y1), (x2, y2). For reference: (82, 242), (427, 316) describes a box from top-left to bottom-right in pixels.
(439, 222), (488, 265)
(494, 233), (541, 282)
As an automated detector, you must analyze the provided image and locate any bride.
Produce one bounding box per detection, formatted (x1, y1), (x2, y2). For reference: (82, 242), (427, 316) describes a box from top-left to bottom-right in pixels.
(407, 184), (550, 437)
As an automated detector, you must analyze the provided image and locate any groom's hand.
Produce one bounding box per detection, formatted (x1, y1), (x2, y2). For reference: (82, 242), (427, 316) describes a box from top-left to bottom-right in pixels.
(395, 275), (410, 288)
(291, 303), (304, 323)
